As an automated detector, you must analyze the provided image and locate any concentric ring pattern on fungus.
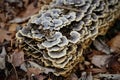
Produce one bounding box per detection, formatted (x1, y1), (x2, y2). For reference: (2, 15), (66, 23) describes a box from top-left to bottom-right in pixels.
(16, 0), (120, 77)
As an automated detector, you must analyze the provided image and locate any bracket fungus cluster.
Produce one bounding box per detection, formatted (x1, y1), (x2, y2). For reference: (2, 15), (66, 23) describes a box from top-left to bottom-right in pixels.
(16, 0), (120, 77)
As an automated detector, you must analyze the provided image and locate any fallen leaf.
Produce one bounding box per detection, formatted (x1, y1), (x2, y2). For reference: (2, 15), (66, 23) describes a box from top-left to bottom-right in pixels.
(20, 63), (27, 72)
(93, 39), (111, 54)
(88, 50), (104, 59)
(6, 73), (18, 80)
(86, 68), (107, 74)
(91, 55), (112, 68)
(79, 72), (87, 80)
(79, 63), (85, 71)
(27, 67), (46, 80)
(40, 0), (52, 4)
(108, 33), (120, 53)
(0, 29), (11, 43)
(86, 72), (93, 80)
(28, 61), (55, 74)
(99, 74), (120, 80)
(79, 72), (93, 80)
(27, 67), (41, 76)
(48, 77), (52, 80)
(18, 2), (41, 18)
(9, 24), (17, 32)
(0, 13), (6, 22)
(35, 74), (46, 80)
(6, 64), (18, 80)
(0, 46), (7, 69)
(8, 49), (24, 67)
(0, 22), (6, 29)
(23, 0), (29, 7)
(9, 17), (30, 24)
(5, 0), (23, 4)
(108, 57), (120, 73)
(70, 73), (78, 80)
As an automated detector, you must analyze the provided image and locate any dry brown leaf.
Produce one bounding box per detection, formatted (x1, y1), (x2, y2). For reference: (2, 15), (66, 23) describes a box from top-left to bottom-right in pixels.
(36, 74), (46, 80)
(8, 49), (24, 67)
(70, 73), (78, 80)
(0, 29), (11, 43)
(42, 0), (52, 4)
(79, 72), (93, 80)
(86, 72), (93, 80)
(23, 0), (29, 7)
(9, 24), (18, 32)
(86, 68), (107, 74)
(27, 67), (41, 76)
(0, 46), (6, 69)
(9, 17), (30, 24)
(88, 50), (104, 59)
(20, 63), (27, 72)
(27, 67), (46, 80)
(91, 55), (112, 68)
(0, 22), (6, 28)
(47, 77), (52, 80)
(6, 73), (18, 80)
(26, 63), (47, 80)
(78, 72), (93, 80)
(79, 63), (85, 70)
(108, 58), (120, 73)
(28, 61), (55, 74)
(0, 13), (6, 22)
(99, 74), (120, 80)
(6, 65), (18, 80)
(93, 39), (110, 54)
(19, 0), (52, 18)
(78, 72), (87, 80)
(108, 33), (120, 53)
(18, 2), (41, 18)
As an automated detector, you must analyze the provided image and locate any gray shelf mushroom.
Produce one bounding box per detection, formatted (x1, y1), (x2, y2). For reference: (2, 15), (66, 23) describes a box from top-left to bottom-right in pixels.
(16, 0), (120, 77)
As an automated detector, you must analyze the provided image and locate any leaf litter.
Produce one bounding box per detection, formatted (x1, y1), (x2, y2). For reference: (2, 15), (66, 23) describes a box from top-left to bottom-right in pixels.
(0, 46), (6, 69)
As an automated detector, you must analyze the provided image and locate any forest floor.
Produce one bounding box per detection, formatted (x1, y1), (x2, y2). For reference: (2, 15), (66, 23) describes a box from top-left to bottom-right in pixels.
(0, 0), (120, 80)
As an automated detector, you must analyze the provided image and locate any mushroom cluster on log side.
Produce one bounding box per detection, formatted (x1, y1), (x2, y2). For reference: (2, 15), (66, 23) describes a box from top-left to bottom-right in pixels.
(16, 0), (120, 77)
